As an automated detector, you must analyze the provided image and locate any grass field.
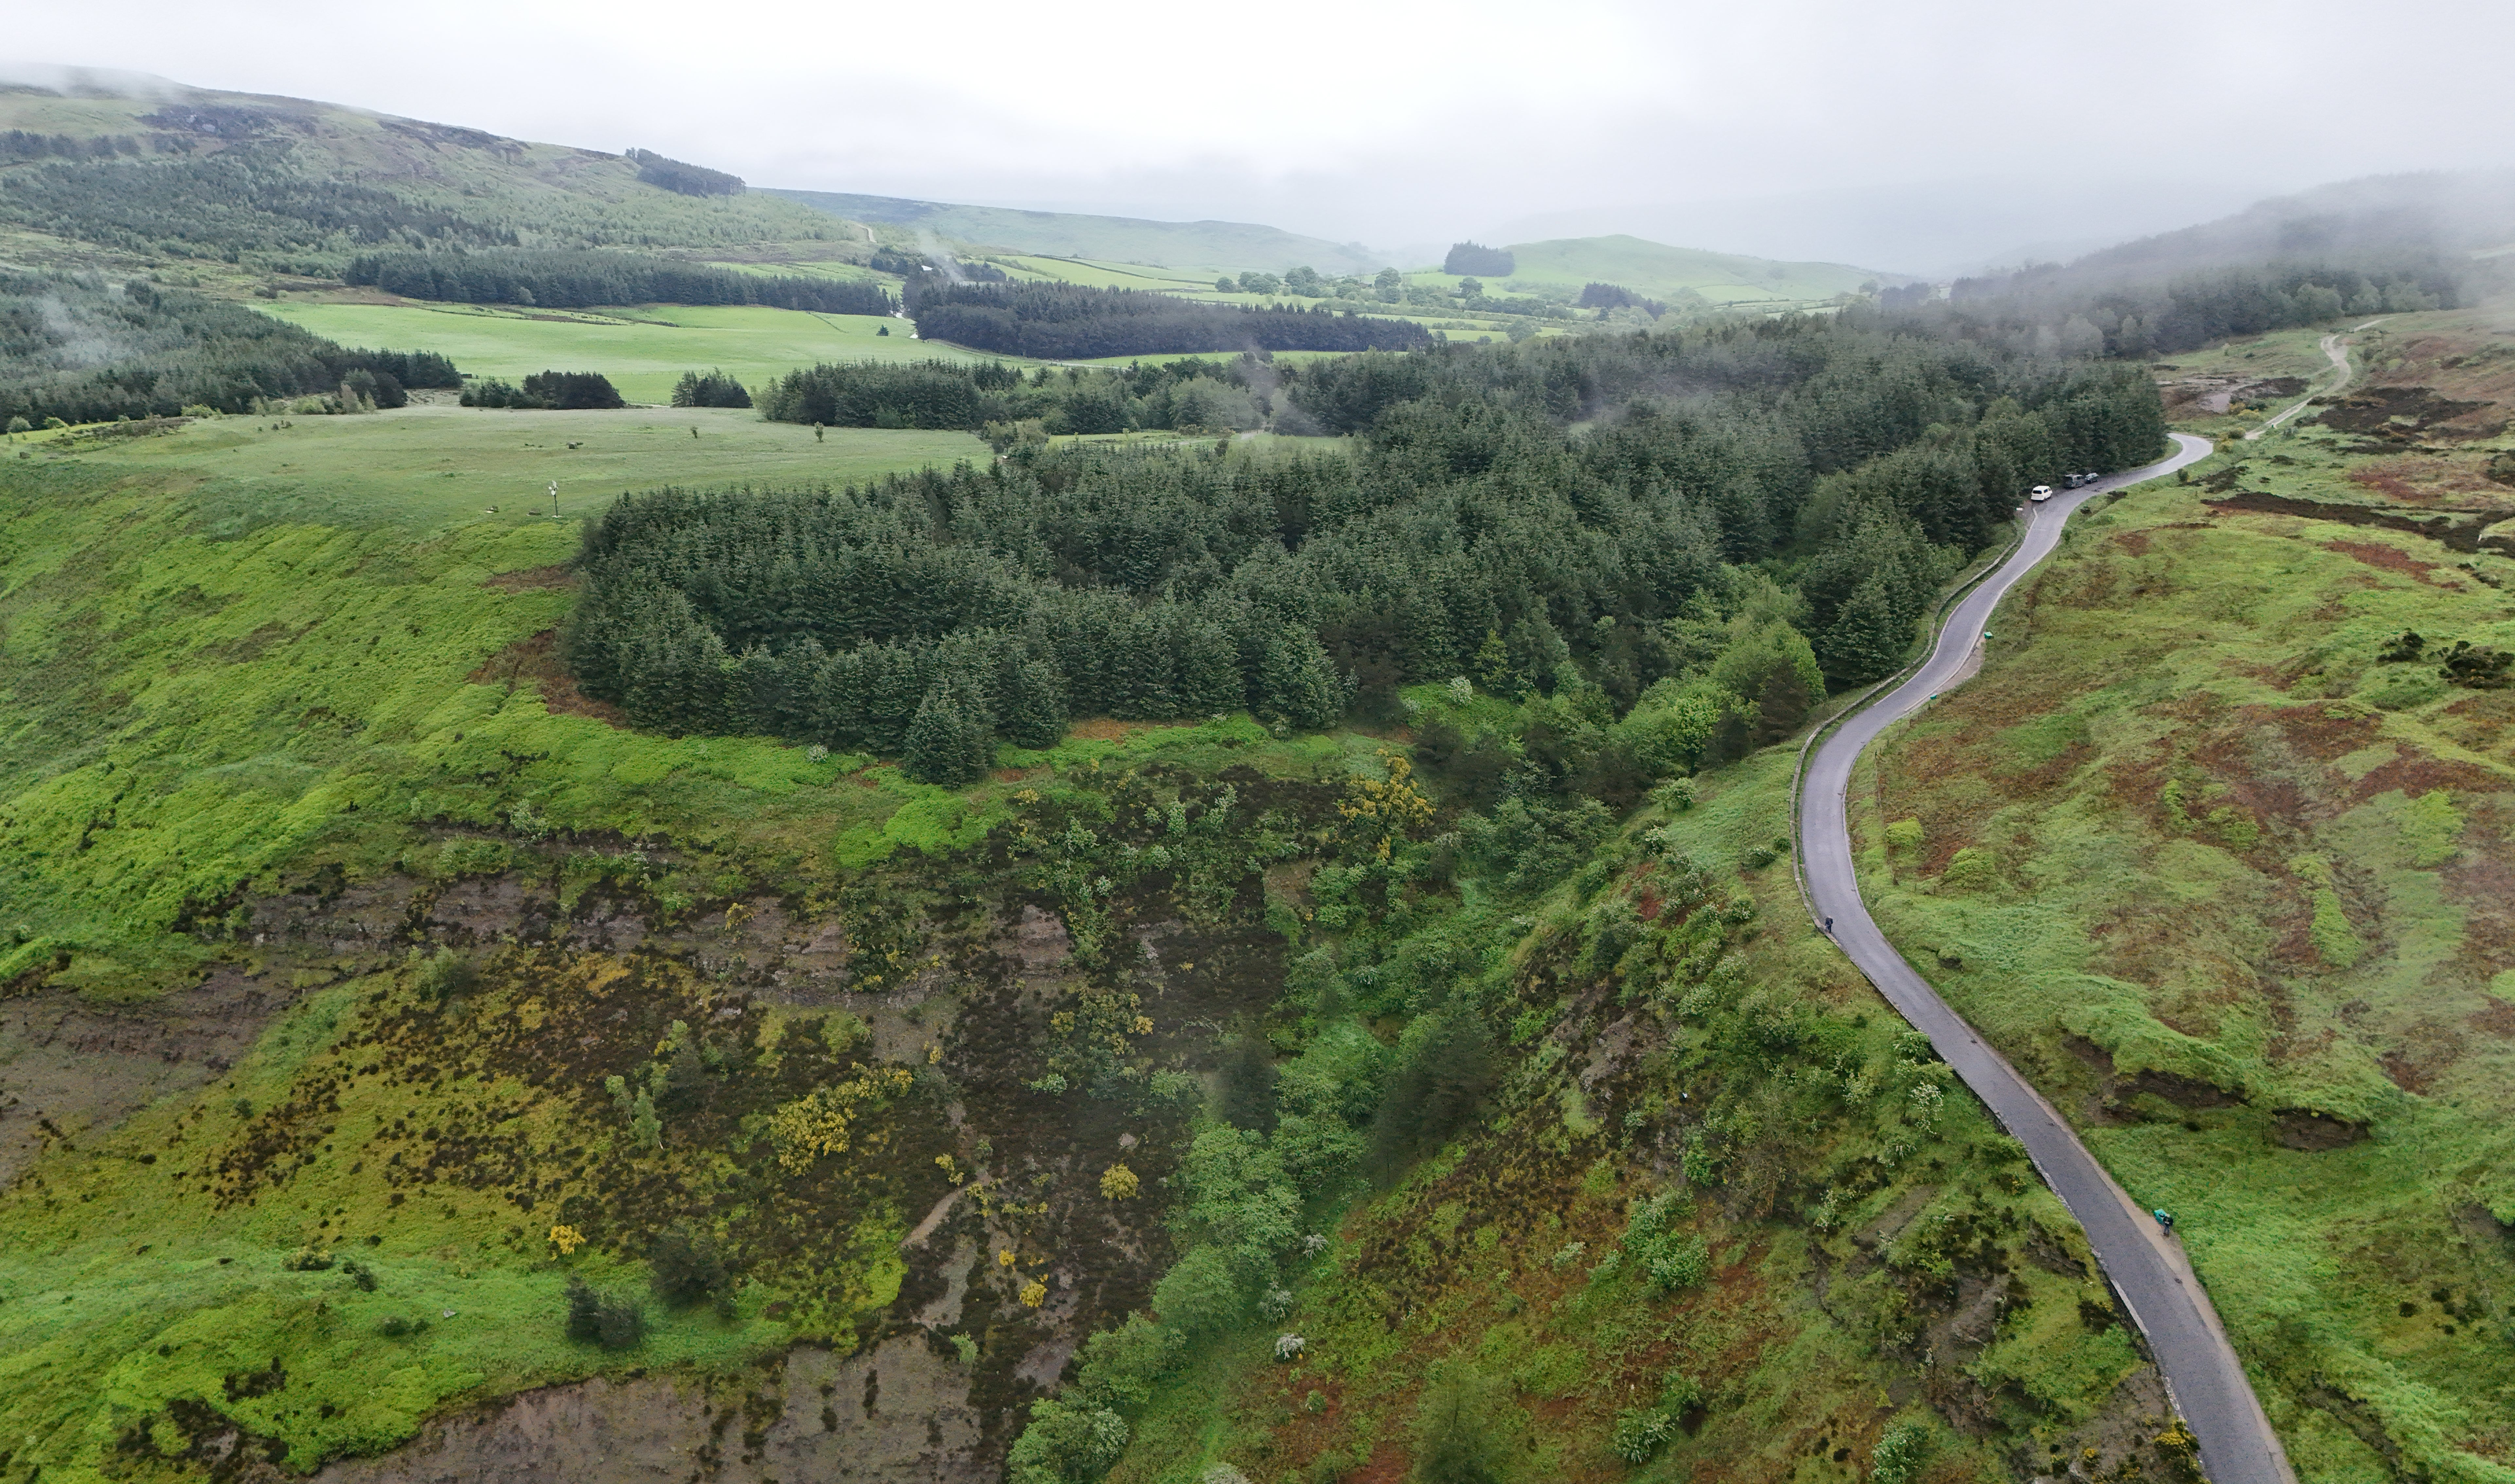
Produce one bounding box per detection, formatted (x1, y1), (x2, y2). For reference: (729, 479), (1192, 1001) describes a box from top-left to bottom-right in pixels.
(1852, 301), (2515, 1484)
(765, 190), (1383, 275)
(254, 301), (979, 405)
(19, 403), (987, 533)
(1401, 234), (1886, 309)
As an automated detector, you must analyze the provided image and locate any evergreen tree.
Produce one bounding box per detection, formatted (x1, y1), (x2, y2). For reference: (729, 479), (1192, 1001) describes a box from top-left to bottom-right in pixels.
(903, 684), (991, 785)
(1256, 627), (1345, 730)
(1819, 573), (1917, 685)
(999, 658), (1068, 748)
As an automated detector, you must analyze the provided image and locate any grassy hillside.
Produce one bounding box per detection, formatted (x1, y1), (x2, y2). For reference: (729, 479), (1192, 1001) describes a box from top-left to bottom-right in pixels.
(1854, 300), (2515, 1484)
(0, 77), (855, 278)
(253, 301), (962, 404)
(1489, 234), (1887, 306)
(0, 318), (2193, 1481)
(769, 190), (1384, 275)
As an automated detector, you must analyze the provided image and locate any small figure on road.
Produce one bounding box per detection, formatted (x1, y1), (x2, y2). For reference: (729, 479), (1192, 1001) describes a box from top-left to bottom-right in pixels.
(2152, 1209), (2175, 1233)
(1823, 917), (1834, 934)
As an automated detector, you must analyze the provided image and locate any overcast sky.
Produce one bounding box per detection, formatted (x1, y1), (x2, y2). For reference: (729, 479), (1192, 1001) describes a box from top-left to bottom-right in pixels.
(11, 0), (2514, 273)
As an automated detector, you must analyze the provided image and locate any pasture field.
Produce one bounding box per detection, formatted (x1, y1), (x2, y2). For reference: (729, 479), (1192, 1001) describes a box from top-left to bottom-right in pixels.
(1853, 301), (2515, 1484)
(1399, 234), (1884, 309)
(18, 403), (987, 533)
(253, 301), (975, 405)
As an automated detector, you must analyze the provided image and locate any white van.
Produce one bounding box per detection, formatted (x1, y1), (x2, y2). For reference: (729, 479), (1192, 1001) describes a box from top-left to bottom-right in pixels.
(2029, 484), (2054, 503)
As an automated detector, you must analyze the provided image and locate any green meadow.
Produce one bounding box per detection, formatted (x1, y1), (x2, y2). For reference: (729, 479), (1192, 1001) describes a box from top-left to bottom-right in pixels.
(253, 301), (976, 405)
(18, 403), (987, 532)
(1851, 313), (2515, 1484)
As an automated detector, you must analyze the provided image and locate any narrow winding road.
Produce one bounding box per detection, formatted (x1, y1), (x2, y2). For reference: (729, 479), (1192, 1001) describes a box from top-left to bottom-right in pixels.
(2250, 317), (2378, 440)
(1796, 432), (2296, 1484)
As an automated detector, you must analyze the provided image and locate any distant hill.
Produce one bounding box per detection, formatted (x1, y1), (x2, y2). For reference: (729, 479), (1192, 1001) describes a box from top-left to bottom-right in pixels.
(1475, 234), (1896, 306)
(0, 68), (852, 271)
(2055, 170), (2515, 284)
(769, 190), (1385, 276)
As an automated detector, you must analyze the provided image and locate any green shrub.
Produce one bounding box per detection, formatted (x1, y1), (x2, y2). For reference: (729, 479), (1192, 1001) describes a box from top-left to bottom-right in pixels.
(1612, 1407), (1675, 1463)
(648, 1225), (733, 1310)
(1409, 1364), (1518, 1484)
(1871, 1421), (1932, 1484)
(563, 1277), (646, 1349)
(410, 947), (476, 1001)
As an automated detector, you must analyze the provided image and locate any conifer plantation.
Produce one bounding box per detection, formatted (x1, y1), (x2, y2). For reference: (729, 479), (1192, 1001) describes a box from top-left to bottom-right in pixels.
(0, 269), (458, 424)
(564, 315), (2163, 781)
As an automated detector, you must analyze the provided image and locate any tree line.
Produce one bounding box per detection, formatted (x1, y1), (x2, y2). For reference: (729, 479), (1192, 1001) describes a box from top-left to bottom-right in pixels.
(343, 249), (895, 315)
(460, 371), (623, 410)
(1444, 242), (1516, 276)
(0, 130), (145, 162)
(0, 143), (509, 265)
(626, 148), (742, 198)
(1910, 252), (2468, 359)
(754, 356), (1275, 435)
(563, 314), (2163, 781)
(0, 271), (458, 426)
(907, 282), (1432, 359)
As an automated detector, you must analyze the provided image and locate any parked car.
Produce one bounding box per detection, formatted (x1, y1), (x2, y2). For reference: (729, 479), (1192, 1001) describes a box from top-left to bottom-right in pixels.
(2029, 484), (2054, 503)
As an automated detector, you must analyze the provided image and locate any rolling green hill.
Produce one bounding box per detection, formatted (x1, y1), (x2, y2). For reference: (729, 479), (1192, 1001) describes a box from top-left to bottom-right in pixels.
(0, 72), (856, 275)
(1420, 233), (1893, 308)
(769, 189), (1385, 275)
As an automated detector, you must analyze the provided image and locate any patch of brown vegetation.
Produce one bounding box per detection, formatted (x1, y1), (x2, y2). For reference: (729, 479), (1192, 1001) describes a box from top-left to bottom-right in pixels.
(1063, 718), (1156, 743)
(2323, 539), (2440, 582)
(483, 565), (574, 592)
(466, 630), (625, 726)
(2466, 998), (2515, 1038)
(2346, 456), (2513, 507)
(2314, 385), (2495, 441)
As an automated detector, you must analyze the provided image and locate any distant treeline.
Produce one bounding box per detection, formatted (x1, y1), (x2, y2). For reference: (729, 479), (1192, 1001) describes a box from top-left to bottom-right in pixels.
(344, 250), (895, 314)
(1579, 282), (1666, 316)
(567, 315), (2163, 781)
(757, 357), (1277, 435)
(0, 130), (145, 162)
(627, 148), (742, 198)
(672, 369), (752, 408)
(1911, 254), (2467, 359)
(0, 271), (457, 426)
(0, 143), (510, 263)
(461, 371), (623, 410)
(1445, 242), (1516, 276)
(907, 281), (1431, 359)
(871, 248), (1008, 282)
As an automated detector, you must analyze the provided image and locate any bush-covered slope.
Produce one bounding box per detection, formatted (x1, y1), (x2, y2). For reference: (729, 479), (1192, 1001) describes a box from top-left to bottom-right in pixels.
(1855, 302), (2515, 1484)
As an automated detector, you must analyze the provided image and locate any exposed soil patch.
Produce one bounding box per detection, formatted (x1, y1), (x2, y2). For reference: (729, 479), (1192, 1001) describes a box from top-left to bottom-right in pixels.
(2272, 1109), (2369, 1151)
(2205, 491), (2514, 556)
(309, 1337), (985, 1484)
(468, 630), (627, 726)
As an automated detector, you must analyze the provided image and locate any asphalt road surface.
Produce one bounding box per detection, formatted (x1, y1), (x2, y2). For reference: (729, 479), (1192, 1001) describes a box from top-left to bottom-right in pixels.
(1796, 432), (2295, 1484)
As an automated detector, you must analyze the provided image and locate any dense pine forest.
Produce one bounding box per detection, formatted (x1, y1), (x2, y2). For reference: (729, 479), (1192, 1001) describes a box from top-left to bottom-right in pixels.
(756, 356), (1279, 434)
(345, 248), (894, 314)
(0, 270), (458, 425)
(908, 281), (1432, 358)
(565, 316), (2163, 782)
(1920, 253), (2474, 357)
